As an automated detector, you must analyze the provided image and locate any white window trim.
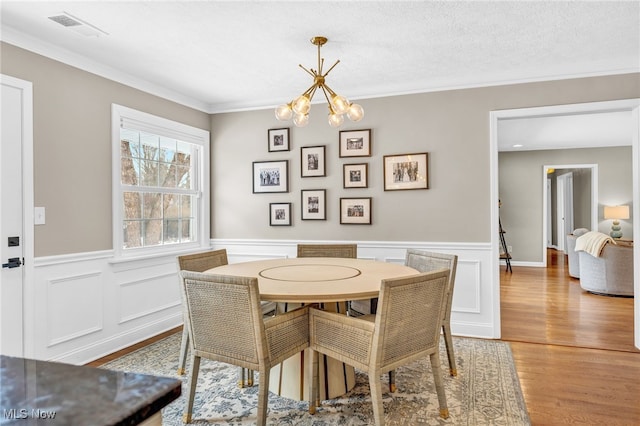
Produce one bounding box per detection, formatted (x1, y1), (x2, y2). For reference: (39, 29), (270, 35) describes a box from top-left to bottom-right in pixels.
(111, 104), (210, 260)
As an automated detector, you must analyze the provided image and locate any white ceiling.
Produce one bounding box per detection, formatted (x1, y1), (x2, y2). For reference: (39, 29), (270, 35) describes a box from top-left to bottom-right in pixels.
(1, 1), (638, 150)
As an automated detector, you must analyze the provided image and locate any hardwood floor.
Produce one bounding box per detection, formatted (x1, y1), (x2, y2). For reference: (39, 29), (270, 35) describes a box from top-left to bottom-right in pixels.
(89, 249), (639, 425)
(501, 249), (639, 425)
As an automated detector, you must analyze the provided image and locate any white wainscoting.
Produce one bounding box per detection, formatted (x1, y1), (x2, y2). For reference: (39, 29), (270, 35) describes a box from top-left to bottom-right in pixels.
(31, 251), (183, 365)
(29, 239), (496, 365)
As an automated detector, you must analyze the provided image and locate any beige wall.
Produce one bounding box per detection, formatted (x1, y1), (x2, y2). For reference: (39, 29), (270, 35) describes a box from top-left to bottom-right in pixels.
(499, 147), (633, 263)
(212, 76), (639, 242)
(1, 43), (210, 256)
(2, 41), (638, 256)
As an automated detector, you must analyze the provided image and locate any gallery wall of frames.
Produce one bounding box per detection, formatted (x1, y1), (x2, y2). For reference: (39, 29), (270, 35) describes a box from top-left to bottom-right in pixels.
(254, 127), (429, 227)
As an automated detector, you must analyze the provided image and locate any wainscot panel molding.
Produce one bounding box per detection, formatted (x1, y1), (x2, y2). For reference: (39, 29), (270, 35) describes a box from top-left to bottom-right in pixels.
(32, 250), (185, 364)
(212, 239), (496, 338)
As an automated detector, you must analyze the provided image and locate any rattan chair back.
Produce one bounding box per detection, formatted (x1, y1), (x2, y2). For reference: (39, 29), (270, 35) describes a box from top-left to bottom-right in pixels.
(181, 272), (265, 368)
(175, 249), (229, 376)
(178, 248), (228, 272)
(297, 244), (357, 258)
(405, 249), (458, 375)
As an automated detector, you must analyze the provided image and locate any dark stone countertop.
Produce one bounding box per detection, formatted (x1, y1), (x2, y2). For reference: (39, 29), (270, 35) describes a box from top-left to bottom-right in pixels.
(0, 355), (181, 425)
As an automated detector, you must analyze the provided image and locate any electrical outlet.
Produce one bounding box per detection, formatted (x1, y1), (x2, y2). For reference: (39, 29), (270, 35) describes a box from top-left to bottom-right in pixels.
(507, 245), (513, 253)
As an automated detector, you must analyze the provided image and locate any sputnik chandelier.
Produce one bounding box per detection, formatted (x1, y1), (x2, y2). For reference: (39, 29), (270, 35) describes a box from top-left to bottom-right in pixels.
(275, 36), (364, 128)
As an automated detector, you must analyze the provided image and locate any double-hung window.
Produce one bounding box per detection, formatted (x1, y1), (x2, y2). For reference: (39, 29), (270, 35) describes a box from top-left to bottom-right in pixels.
(112, 104), (210, 258)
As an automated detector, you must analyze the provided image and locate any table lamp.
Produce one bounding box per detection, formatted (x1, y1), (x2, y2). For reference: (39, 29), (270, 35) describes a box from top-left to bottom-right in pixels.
(603, 205), (629, 239)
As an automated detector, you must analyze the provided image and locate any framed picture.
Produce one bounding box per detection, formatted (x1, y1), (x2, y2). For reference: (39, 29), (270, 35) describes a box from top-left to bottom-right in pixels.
(301, 145), (326, 177)
(340, 197), (372, 225)
(339, 129), (371, 157)
(383, 152), (429, 191)
(301, 189), (326, 220)
(343, 163), (368, 188)
(268, 128), (290, 152)
(252, 160), (288, 193)
(269, 202), (291, 226)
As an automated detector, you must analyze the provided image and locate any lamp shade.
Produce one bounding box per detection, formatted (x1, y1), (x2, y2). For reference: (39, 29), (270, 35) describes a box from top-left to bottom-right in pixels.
(604, 205), (630, 220)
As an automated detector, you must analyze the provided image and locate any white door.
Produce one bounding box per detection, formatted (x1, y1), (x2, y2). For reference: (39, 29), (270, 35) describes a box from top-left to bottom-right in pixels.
(1, 75), (32, 357)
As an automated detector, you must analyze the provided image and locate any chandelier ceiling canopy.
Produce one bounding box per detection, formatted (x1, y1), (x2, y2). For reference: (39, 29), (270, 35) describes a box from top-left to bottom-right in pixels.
(275, 36), (364, 128)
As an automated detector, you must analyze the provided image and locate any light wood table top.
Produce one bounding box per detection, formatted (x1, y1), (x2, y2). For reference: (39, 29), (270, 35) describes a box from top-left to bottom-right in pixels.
(207, 257), (418, 303)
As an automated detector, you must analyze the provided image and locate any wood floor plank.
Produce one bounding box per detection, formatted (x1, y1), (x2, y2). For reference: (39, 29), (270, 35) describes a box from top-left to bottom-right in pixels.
(502, 249), (639, 425)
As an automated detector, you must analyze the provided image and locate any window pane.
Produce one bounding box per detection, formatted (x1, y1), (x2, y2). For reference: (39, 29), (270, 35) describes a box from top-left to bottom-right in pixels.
(121, 156), (140, 185)
(159, 137), (176, 163)
(164, 219), (180, 243)
(176, 141), (192, 166)
(140, 158), (159, 186)
(143, 219), (163, 246)
(158, 160), (175, 188)
(143, 193), (162, 219)
(123, 221), (142, 249)
(181, 219), (194, 242)
(121, 129), (139, 156)
(180, 195), (192, 217)
(123, 192), (142, 220)
(177, 166), (191, 189)
(164, 194), (180, 218)
(140, 132), (159, 160)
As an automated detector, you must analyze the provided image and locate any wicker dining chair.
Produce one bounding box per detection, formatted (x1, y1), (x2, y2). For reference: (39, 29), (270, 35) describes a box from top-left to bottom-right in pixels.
(180, 271), (310, 425)
(402, 249), (459, 378)
(296, 243), (357, 259)
(308, 270), (451, 425)
(176, 249), (276, 385)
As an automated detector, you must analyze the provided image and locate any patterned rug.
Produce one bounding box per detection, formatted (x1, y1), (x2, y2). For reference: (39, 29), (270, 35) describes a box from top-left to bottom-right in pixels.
(102, 332), (530, 425)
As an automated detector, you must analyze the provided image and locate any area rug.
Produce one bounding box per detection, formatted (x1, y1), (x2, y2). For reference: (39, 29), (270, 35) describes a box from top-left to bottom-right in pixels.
(102, 332), (530, 425)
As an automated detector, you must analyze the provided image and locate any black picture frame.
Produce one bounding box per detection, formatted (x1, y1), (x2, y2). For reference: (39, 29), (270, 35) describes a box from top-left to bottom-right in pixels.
(301, 189), (326, 220)
(383, 152), (429, 191)
(268, 128), (290, 152)
(343, 163), (368, 188)
(252, 160), (289, 193)
(340, 197), (372, 225)
(339, 129), (371, 158)
(269, 202), (292, 226)
(301, 145), (326, 177)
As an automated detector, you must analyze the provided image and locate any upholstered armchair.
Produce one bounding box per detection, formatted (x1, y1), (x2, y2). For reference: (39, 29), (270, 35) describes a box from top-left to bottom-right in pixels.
(566, 228), (589, 278)
(578, 241), (634, 296)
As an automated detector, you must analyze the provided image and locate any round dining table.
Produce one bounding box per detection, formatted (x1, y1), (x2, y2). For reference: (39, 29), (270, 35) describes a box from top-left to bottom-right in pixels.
(206, 257), (419, 401)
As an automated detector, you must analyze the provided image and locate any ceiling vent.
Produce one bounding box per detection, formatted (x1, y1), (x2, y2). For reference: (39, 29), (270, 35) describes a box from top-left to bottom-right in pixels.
(48, 12), (108, 37)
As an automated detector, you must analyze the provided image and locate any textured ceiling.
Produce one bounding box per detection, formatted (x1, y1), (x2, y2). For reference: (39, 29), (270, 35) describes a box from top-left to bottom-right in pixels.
(2, 1), (638, 114)
(1, 1), (638, 151)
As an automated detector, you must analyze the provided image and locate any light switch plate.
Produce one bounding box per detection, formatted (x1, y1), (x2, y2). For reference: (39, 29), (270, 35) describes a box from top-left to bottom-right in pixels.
(34, 207), (45, 225)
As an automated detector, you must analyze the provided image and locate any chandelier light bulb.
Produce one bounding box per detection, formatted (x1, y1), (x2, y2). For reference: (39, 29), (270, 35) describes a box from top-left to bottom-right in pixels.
(331, 94), (350, 115)
(275, 104), (293, 121)
(347, 103), (364, 122)
(292, 94), (311, 115)
(328, 112), (344, 127)
(293, 113), (309, 127)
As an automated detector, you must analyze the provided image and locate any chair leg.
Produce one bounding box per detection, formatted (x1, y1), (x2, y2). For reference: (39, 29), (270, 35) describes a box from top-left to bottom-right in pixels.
(183, 354), (201, 423)
(442, 323), (457, 376)
(256, 367), (270, 426)
(177, 326), (189, 375)
(368, 371), (385, 426)
(247, 369), (254, 386)
(238, 367), (245, 388)
(388, 370), (396, 392)
(309, 349), (319, 414)
(429, 352), (449, 419)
